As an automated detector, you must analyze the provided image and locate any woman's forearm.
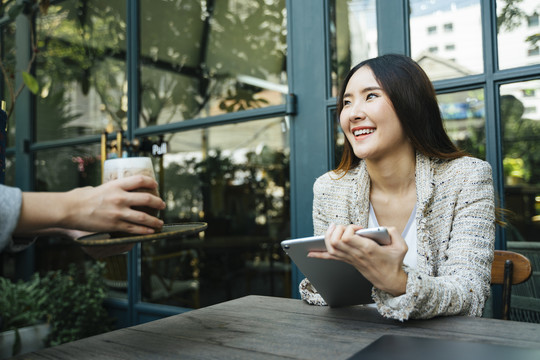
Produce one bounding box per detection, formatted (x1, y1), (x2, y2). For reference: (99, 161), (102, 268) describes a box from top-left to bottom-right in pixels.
(13, 176), (165, 237)
(14, 192), (71, 236)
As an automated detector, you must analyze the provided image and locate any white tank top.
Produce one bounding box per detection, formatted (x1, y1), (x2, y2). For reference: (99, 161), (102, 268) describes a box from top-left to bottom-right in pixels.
(368, 203), (417, 268)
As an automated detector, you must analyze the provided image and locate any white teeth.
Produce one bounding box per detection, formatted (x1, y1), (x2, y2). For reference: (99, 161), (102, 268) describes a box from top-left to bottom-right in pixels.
(354, 129), (375, 136)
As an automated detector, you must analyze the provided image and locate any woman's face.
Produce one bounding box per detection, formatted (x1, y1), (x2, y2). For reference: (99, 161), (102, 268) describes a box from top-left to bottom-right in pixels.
(340, 66), (411, 162)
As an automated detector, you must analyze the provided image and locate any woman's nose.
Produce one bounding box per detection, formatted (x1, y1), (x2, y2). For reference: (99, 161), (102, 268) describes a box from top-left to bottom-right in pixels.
(349, 102), (366, 121)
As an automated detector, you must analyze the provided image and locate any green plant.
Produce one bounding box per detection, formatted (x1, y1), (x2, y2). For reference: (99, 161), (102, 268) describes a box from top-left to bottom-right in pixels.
(0, 261), (113, 352)
(0, 275), (42, 331)
(503, 157), (529, 181)
(38, 262), (113, 347)
(0, 274), (44, 355)
(0, 0), (49, 120)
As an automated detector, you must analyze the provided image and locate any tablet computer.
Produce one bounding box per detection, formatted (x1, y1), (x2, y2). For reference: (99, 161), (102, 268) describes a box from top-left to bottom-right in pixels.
(281, 230), (386, 307)
(348, 335), (540, 360)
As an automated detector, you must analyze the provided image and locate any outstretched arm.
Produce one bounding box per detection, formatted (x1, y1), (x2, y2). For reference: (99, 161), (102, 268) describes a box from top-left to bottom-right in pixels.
(14, 175), (165, 237)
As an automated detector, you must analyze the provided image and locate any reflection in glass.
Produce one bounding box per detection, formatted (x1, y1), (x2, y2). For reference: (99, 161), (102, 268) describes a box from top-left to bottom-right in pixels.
(4, 155), (15, 186)
(330, 0), (377, 97)
(437, 89), (486, 159)
(99, 253), (128, 300)
(410, 0), (483, 81)
(139, 0), (287, 127)
(497, 0), (540, 70)
(34, 144), (101, 191)
(140, 117), (290, 308)
(36, 1), (127, 141)
(1, 22), (17, 145)
(501, 80), (540, 316)
(501, 80), (540, 242)
(33, 145), (104, 292)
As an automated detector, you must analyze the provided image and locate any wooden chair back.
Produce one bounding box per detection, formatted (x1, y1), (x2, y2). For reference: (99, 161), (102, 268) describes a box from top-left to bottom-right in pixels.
(491, 250), (532, 320)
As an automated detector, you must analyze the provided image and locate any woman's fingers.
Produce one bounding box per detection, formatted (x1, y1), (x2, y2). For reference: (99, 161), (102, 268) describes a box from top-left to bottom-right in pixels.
(107, 175), (165, 210)
(114, 175), (158, 192)
(120, 210), (164, 232)
(327, 224), (364, 251)
(68, 176), (166, 234)
(123, 190), (166, 211)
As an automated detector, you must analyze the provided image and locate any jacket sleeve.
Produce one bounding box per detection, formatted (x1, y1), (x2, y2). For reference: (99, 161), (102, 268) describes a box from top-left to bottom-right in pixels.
(372, 160), (495, 320)
(312, 174), (331, 237)
(0, 185), (23, 252)
(299, 174), (333, 305)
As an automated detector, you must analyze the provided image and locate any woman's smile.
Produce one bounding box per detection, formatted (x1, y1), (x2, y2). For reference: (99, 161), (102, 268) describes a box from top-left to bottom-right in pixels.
(340, 66), (411, 161)
(352, 126), (375, 139)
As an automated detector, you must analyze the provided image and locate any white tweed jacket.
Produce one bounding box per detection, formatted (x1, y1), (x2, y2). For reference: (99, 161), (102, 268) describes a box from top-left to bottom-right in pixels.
(300, 152), (496, 321)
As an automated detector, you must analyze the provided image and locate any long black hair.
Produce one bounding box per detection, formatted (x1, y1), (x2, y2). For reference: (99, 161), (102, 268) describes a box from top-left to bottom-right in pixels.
(336, 54), (466, 173)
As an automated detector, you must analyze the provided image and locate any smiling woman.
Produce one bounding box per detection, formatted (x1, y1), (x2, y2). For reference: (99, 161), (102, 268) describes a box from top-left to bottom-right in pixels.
(339, 66), (412, 164)
(301, 54), (496, 321)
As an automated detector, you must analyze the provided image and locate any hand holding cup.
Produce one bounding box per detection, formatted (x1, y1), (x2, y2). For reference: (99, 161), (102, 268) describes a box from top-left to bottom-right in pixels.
(103, 157), (164, 236)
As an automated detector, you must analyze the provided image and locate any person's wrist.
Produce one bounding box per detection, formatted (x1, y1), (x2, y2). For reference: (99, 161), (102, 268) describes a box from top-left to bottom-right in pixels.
(385, 269), (408, 297)
(57, 188), (81, 229)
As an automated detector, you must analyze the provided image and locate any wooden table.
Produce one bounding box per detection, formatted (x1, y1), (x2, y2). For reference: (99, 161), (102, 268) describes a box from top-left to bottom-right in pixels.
(15, 295), (540, 359)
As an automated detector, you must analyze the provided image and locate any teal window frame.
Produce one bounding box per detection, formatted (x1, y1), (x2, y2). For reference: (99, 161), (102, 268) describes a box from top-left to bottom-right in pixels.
(3, 0), (540, 325)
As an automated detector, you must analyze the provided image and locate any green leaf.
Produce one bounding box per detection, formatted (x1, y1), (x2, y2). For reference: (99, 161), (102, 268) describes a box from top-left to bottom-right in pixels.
(22, 72), (39, 94)
(526, 33), (540, 46)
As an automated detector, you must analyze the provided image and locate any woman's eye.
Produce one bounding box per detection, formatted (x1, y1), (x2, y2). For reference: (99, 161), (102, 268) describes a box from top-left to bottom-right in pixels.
(343, 99), (351, 106)
(366, 93), (377, 100)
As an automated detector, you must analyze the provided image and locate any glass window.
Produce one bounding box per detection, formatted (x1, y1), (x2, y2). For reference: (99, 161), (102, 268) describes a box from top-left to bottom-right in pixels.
(33, 145), (102, 278)
(1, 104), (5, 184)
(4, 154), (15, 186)
(330, 108), (344, 168)
(99, 253), (128, 300)
(500, 80), (540, 309)
(500, 80), (540, 245)
(329, 0), (377, 97)
(427, 25), (437, 34)
(528, 13), (539, 27)
(140, 117), (290, 308)
(1, 22), (17, 146)
(34, 144), (101, 191)
(138, 0), (287, 127)
(497, 0), (540, 69)
(437, 89), (486, 159)
(527, 46), (540, 56)
(524, 106), (537, 114)
(35, 1), (127, 141)
(410, 0), (483, 81)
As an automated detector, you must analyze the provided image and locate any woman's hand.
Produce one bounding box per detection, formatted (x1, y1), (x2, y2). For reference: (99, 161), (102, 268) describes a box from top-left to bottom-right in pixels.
(308, 223), (409, 296)
(64, 175), (166, 235)
(15, 175), (166, 237)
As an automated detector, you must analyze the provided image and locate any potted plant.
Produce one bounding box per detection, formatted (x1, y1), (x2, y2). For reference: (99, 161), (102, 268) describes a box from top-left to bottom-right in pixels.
(39, 262), (113, 347)
(0, 274), (48, 358)
(0, 262), (113, 358)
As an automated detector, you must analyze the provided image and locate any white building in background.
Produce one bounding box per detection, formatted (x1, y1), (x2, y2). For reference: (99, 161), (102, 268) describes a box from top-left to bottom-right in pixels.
(495, 0), (540, 122)
(407, 0), (540, 121)
(347, 0), (377, 62)
(410, 1), (484, 78)
(497, 0), (540, 70)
